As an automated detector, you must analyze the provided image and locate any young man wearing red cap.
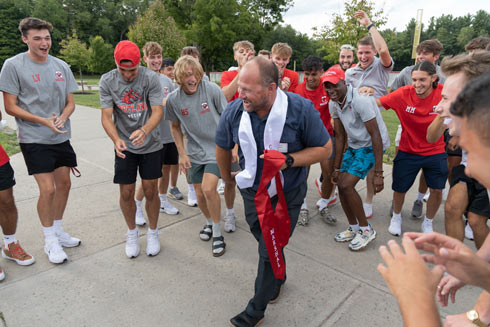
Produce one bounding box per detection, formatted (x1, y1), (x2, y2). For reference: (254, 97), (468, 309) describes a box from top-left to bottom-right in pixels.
(325, 67), (390, 251)
(295, 55), (337, 225)
(0, 17), (81, 264)
(216, 56), (330, 327)
(99, 40), (164, 258)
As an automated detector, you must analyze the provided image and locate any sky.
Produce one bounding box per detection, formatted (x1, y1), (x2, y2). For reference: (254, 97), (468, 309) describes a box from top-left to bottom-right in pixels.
(282, 0), (488, 37)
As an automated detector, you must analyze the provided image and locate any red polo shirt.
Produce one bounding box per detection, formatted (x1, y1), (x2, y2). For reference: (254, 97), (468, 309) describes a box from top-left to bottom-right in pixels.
(295, 82), (332, 136)
(282, 69), (299, 93)
(220, 70), (239, 102)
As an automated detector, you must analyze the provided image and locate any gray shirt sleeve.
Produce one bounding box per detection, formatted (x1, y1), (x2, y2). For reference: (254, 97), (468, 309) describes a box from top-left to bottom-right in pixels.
(165, 93), (179, 122)
(0, 61), (20, 96)
(391, 66), (411, 91)
(328, 101), (339, 119)
(148, 73), (164, 107)
(211, 83), (227, 114)
(99, 76), (114, 109)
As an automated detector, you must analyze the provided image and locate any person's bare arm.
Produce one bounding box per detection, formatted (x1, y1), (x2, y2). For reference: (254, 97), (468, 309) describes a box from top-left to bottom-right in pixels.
(3, 92), (66, 134)
(427, 115), (447, 143)
(216, 145), (233, 182)
(281, 140), (331, 170)
(54, 93), (76, 129)
(101, 107), (127, 158)
(170, 121), (191, 174)
(331, 118), (346, 184)
(355, 10), (391, 67)
(364, 118), (384, 193)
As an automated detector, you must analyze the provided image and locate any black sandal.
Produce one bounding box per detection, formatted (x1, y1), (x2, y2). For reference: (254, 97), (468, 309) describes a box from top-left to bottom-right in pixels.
(212, 236), (226, 257)
(199, 224), (212, 241)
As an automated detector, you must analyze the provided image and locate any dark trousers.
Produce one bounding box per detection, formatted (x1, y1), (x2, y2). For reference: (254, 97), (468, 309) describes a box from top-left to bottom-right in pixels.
(239, 181), (307, 318)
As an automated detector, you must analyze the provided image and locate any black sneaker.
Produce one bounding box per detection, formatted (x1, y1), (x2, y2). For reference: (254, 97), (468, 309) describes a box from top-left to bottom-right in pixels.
(229, 311), (264, 327)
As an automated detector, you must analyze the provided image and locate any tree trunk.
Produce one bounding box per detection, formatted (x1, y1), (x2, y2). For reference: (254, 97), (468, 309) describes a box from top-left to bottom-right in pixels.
(79, 67), (85, 93)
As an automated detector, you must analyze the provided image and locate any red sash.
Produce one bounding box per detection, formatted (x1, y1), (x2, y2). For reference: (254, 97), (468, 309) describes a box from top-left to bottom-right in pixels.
(254, 150), (291, 280)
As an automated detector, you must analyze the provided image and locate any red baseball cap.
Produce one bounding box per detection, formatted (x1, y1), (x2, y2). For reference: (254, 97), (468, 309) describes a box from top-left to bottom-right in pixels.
(322, 67), (345, 85)
(114, 41), (141, 68)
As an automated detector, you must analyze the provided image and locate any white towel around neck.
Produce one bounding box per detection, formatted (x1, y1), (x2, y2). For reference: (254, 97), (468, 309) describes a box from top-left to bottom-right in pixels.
(235, 89), (288, 196)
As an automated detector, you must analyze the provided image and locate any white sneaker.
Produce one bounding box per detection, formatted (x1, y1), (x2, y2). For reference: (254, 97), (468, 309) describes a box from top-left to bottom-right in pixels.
(316, 198), (328, 210)
(224, 213), (236, 232)
(421, 219), (433, 234)
(135, 205), (146, 226)
(125, 230), (140, 258)
(44, 239), (68, 264)
(465, 221), (474, 240)
(217, 180), (225, 195)
(187, 189), (198, 207)
(57, 230), (81, 248)
(0, 267), (4, 281)
(146, 230), (160, 256)
(349, 228), (376, 251)
(160, 199), (179, 215)
(388, 215), (402, 236)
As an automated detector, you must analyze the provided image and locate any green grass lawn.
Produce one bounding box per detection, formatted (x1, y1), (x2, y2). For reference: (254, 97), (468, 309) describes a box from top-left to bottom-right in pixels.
(73, 90), (101, 109)
(381, 109), (400, 164)
(0, 130), (20, 156)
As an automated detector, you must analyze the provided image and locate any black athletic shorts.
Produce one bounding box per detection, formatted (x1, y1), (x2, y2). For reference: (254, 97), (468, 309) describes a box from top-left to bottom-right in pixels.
(450, 164), (490, 218)
(0, 162), (16, 191)
(161, 142), (178, 166)
(20, 141), (77, 175)
(114, 149), (162, 184)
(444, 129), (462, 157)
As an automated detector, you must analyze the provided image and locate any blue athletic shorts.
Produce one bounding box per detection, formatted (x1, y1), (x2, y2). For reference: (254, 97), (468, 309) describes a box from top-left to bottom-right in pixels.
(340, 146), (374, 179)
(392, 150), (448, 193)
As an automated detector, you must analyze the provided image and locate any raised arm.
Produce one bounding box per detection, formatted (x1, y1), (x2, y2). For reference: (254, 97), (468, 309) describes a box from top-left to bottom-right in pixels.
(355, 10), (392, 67)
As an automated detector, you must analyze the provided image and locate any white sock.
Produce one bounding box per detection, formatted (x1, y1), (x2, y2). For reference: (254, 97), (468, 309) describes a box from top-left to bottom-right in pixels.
(159, 193), (167, 202)
(43, 226), (57, 242)
(301, 198), (308, 210)
(127, 227), (138, 235)
(416, 192), (425, 201)
(135, 199), (142, 208)
(53, 219), (63, 233)
(3, 234), (17, 247)
(424, 216), (432, 224)
(147, 228), (158, 235)
(205, 218), (212, 226)
(363, 203), (373, 216)
(212, 222), (222, 238)
(188, 184), (195, 192)
(392, 212), (402, 219)
(350, 224), (360, 231)
(360, 224), (371, 232)
(226, 208), (234, 216)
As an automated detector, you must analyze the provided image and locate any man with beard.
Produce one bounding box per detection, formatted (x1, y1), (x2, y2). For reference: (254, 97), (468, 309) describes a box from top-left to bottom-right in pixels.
(216, 57), (330, 326)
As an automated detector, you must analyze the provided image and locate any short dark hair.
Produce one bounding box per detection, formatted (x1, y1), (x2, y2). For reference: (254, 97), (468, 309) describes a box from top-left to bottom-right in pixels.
(251, 56), (278, 88)
(450, 71), (490, 143)
(416, 39), (443, 56)
(412, 61), (439, 88)
(161, 58), (175, 68)
(302, 56), (323, 72)
(181, 46), (200, 58)
(18, 17), (53, 37)
(465, 36), (490, 52)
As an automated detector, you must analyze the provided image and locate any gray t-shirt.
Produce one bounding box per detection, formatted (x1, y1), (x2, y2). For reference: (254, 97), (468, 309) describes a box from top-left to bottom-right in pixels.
(390, 64), (446, 90)
(0, 53), (78, 144)
(166, 80), (227, 164)
(158, 74), (177, 144)
(99, 66), (163, 154)
(345, 56), (394, 98)
(330, 85), (390, 150)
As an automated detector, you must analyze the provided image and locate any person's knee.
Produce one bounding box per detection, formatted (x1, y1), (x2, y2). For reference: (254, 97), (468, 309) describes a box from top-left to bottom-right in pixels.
(338, 178), (354, 194)
(39, 184), (56, 199)
(444, 199), (464, 219)
(468, 213), (487, 229)
(0, 191), (16, 210)
(120, 188), (135, 202)
(201, 183), (217, 199)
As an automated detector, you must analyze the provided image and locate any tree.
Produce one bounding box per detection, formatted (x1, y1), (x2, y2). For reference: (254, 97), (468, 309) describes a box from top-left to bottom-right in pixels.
(315, 0), (387, 65)
(87, 36), (114, 74)
(60, 31), (89, 93)
(0, 0), (31, 68)
(128, 0), (186, 61)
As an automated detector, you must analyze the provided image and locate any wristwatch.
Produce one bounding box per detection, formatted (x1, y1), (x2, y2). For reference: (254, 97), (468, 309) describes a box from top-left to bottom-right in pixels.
(467, 309), (488, 327)
(284, 153), (294, 169)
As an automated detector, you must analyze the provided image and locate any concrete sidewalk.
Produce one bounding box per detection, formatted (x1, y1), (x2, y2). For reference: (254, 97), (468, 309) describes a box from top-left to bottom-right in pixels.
(0, 101), (481, 327)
